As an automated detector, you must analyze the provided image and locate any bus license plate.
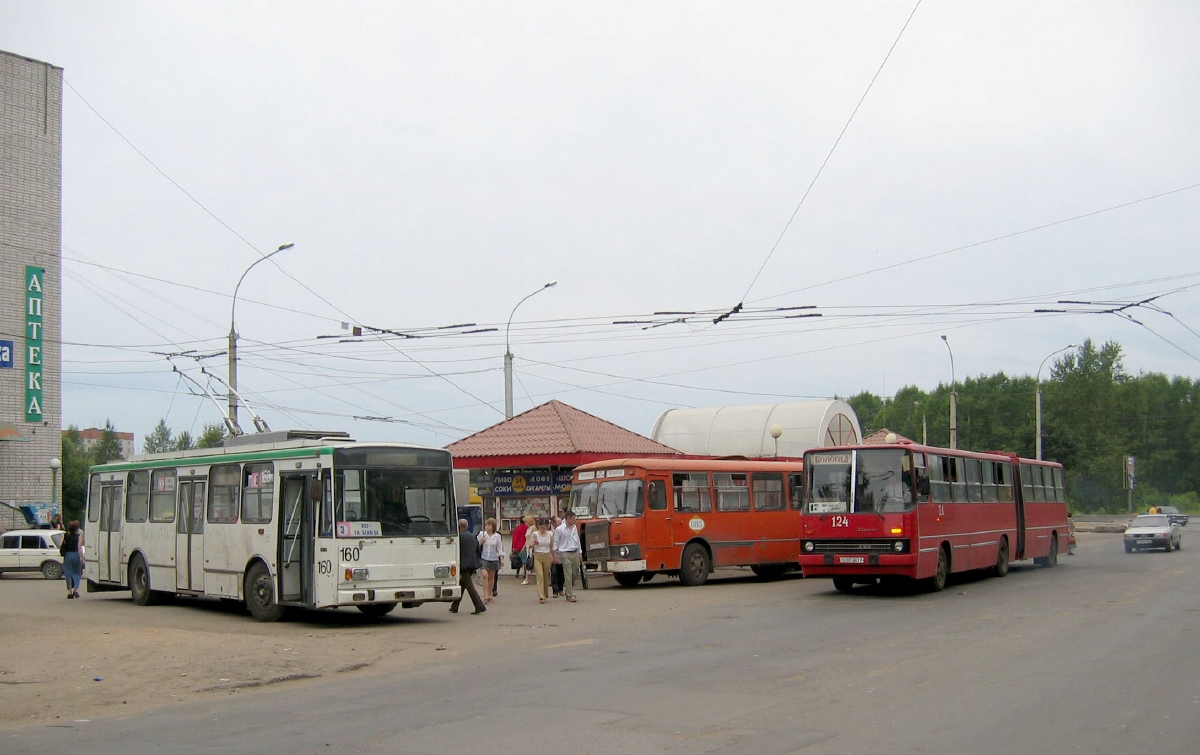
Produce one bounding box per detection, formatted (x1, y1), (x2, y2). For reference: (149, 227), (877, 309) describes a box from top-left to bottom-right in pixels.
(837, 555), (865, 564)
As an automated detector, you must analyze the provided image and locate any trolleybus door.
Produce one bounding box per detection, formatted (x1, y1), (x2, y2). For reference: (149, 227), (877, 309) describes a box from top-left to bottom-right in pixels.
(98, 482), (124, 582)
(175, 479), (206, 592)
(279, 472), (316, 605)
(644, 476), (673, 554)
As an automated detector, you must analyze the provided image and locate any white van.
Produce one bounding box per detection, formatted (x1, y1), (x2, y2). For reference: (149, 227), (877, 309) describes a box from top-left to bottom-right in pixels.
(0, 529), (64, 579)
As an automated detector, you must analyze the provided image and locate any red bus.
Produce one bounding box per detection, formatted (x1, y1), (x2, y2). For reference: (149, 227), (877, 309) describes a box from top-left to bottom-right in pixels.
(570, 457), (804, 586)
(799, 442), (1069, 592)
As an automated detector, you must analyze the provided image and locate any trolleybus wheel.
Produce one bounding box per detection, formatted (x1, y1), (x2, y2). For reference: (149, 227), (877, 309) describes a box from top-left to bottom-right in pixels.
(679, 543), (710, 587)
(1044, 534), (1059, 567)
(41, 560), (63, 581)
(129, 555), (158, 606)
(356, 602), (398, 617)
(832, 576), (855, 593)
(929, 546), (949, 592)
(613, 572), (644, 587)
(245, 562), (285, 622)
(993, 537), (1010, 578)
(642, 572), (655, 582)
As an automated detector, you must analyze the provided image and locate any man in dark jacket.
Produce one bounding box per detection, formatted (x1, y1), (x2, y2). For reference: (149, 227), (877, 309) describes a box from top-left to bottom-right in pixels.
(449, 518), (486, 615)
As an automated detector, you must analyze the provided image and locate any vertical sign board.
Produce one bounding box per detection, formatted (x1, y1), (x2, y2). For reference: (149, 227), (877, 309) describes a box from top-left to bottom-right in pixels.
(25, 266), (44, 422)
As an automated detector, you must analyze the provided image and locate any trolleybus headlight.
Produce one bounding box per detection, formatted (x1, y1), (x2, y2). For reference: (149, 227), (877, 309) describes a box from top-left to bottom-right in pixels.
(803, 541), (815, 553)
(892, 541), (906, 553)
(434, 565), (452, 579)
(351, 567), (370, 581)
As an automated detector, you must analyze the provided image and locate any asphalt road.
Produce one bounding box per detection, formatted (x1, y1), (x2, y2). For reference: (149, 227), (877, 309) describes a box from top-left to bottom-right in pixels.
(4, 532), (1197, 754)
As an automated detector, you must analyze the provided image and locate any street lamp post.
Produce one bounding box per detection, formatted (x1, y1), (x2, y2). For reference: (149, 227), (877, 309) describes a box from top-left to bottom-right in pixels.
(49, 457), (61, 518)
(1035, 343), (1075, 460)
(229, 243), (294, 430)
(941, 335), (957, 449)
(504, 281), (557, 419)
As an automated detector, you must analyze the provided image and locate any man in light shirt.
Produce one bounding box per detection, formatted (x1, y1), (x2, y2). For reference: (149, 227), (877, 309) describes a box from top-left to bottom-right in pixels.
(552, 511), (582, 602)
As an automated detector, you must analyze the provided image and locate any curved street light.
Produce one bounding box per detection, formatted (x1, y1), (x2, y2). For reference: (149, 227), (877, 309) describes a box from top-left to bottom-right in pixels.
(505, 281), (557, 419)
(228, 243), (294, 429)
(941, 335), (957, 449)
(1036, 343), (1075, 460)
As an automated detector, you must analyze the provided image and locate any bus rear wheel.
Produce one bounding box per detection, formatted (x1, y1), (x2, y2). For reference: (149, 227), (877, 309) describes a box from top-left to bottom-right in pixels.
(679, 543), (710, 586)
(993, 537), (1010, 578)
(356, 602), (398, 617)
(613, 572), (644, 587)
(129, 555), (158, 606)
(245, 562), (285, 622)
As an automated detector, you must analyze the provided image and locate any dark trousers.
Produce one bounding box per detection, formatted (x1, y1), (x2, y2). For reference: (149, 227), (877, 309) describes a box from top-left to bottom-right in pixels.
(551, 563), (565, 595)
(450, 569), (486, 613)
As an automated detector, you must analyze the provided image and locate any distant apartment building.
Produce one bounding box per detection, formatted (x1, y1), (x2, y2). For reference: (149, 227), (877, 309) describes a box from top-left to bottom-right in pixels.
(70, 427), (136, 461)
(0, 50), (63, 511)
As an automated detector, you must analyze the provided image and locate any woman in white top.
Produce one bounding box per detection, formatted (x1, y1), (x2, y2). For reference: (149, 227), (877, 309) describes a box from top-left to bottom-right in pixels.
(528, 519), (555, 603)
(477, 518), (504, 603)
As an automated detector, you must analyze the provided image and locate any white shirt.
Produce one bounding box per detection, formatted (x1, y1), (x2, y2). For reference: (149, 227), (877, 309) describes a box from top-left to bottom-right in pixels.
(529, 529), (554, 554)
(478, 531), (504, 561)
(553, 522), (581, 553)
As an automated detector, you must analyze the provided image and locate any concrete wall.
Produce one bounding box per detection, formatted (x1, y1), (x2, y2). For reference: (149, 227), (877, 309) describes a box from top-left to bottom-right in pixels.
(0, 50), (63, 510)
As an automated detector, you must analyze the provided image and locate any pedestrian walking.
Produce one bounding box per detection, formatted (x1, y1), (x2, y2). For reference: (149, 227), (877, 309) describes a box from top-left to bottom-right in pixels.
(528, 518), (555, 603)
(60, 520), (84, 599)
(552, 511), (583, 602)
(477, 518), (504, 603)
(449, 519), (486, 615)
(512, 515), (533, 583)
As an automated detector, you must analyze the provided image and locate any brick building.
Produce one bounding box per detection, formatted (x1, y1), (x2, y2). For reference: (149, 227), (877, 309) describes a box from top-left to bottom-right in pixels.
(0, 50), (64, 516)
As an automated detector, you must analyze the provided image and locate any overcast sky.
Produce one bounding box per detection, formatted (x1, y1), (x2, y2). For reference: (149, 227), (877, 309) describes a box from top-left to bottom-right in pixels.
(4, 1), (1199, 450)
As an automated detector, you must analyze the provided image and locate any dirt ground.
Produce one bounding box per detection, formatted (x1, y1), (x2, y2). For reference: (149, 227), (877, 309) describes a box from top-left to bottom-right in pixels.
(0, 567), (707, 729)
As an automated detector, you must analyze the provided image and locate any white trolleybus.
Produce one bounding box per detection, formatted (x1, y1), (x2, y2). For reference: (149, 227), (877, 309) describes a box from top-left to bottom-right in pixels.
(84, 430), (462, 621)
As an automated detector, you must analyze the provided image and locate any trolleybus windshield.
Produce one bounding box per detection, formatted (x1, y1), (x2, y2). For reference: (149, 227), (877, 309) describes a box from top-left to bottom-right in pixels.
(334, 467), (455, 537)
(806, 448), (915, 514)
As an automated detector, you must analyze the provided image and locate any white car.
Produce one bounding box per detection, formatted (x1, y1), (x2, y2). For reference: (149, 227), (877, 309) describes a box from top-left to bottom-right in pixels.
(1123, 515), (1181, 553)
(0, 529), (65, 579)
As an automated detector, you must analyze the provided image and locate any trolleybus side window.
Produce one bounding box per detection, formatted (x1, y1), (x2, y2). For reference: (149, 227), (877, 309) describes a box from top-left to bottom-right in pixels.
(673, 472), (711, 513)
(913, 453), (930, 497)
(965, 459), (983, 503)
(981, 461), (999, 503)
(1020, 464), (1035, 501)
(928, 455), (949, 502)
(126, 470), (150, 522)
(150, 469), (177, 522)
(752, 472), (784, 511)
(714, 472), (750, 512)
(87, 475), (101, 522)
(648, 480), (667, 511)
(1052, 467), (1066, 502)
(997, 461), (1014, 502)
(209, 464), (240, 523)
(242, 463), (274, 524)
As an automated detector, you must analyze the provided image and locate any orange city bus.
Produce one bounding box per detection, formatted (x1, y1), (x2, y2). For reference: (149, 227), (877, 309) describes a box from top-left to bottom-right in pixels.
(799, 442), (1069, 593)
(569, 457), (804, 587)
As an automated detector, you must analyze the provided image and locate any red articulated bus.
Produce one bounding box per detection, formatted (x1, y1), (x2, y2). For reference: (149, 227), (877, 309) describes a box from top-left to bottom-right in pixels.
(570, 457), (804, 586)
(799, 442), (1069, 593)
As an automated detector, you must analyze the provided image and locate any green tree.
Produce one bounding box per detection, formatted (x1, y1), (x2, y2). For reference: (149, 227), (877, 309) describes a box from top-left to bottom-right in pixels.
(60, 426), (89, 522)
(143, 418), (174, 454)
(91, 419), (125, 464)
(197, 423), (226, 449)
(173, 430), (195, 451)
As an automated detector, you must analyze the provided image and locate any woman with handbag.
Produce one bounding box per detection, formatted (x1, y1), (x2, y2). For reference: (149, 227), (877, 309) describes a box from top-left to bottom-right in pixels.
(60, 520), (84, 599)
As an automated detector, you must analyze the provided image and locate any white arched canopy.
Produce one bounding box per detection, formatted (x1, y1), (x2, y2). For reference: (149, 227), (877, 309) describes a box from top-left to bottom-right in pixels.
(650, 400), (862, 458)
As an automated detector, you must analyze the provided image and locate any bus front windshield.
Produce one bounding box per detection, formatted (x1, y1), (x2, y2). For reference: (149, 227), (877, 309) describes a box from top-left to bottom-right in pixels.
(335, 468), (455, 537)
(569, 479), (644, 518)
(806, 449), (915, 514)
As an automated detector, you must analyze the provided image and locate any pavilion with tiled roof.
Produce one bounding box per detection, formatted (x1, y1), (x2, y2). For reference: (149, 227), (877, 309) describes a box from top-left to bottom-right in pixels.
(447, 400), (680, 530)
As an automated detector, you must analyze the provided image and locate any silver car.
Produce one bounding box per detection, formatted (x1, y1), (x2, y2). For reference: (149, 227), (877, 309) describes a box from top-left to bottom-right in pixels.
(1123, 515), (1181, 553)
